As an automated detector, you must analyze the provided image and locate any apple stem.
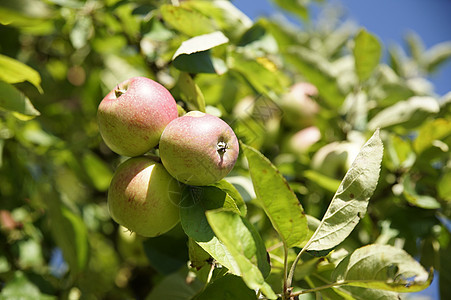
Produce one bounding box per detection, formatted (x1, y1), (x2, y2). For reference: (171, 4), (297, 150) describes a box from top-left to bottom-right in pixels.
(217, 141), (228, 155)
(114, 87), (127, 98)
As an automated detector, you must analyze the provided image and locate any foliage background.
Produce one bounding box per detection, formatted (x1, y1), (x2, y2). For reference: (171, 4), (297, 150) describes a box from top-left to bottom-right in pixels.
(236, 0), (451, 96)
(0, 0), (450, 299)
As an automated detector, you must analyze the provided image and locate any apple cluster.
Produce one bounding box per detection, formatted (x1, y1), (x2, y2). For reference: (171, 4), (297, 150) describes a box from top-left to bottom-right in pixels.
(97, 77), (239, 237)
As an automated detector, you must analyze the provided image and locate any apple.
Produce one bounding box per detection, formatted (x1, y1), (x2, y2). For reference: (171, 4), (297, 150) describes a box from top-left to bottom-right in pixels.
(280, 82), (320, 130)
(97, 76), (178, 157)
(108, 156), (182, 237)
(159, 111), (239, 186)
(285, 126), (321, 154)
(311, 133), (365, 178)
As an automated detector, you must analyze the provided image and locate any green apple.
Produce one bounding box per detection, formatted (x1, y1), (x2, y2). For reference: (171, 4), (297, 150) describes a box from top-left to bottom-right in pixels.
(311, 133), (365, 178)
(108, 156), (182, 237)
(97, 76), (178, 157)
(159, 111), (239, 186)
(280, 82), (319, 130)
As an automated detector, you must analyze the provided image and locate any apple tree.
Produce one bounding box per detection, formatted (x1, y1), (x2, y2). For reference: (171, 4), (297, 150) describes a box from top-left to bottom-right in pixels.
(0, 0), (450, 299)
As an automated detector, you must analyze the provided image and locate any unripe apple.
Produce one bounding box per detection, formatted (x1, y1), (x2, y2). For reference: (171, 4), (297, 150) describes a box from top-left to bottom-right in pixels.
(311, 133), (365, 179)
(280, 82), (319, 130)
(97, 76), (178, 157)
(159, 111), (239, 186)
(108, 156), (182, 237)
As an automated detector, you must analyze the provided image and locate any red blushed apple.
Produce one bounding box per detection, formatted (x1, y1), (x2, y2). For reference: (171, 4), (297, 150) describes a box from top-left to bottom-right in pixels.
(97, 77), (178, 157)
(159, 111), (239, 186)
(285, 126), (321, 154)
(108, 156), (182, 237)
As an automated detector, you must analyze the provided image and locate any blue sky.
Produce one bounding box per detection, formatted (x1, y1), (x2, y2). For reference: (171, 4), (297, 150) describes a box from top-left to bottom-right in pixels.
(233, 0), (451, 96)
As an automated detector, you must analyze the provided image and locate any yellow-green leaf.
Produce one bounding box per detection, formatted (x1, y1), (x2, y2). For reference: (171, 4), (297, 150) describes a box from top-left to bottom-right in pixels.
(206, 209), (276, 299)
(354, 28), (382, 82)
(0, 54), (43, 93)
(242, 143), (308, 248)
(332, 244), (433, 292)
(307, 130), (383, 251)
(0, 81), (40, 118)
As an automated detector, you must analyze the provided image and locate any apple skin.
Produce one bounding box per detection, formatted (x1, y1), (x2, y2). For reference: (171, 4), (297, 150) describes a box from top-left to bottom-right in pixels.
(159, 111), (239, 186)
(280, 82), (320, 130)
(97, 77), (178, 157)
(108, 156), (182, 237)
(311, 140), (363, 179)
(285, 126), (321, 154)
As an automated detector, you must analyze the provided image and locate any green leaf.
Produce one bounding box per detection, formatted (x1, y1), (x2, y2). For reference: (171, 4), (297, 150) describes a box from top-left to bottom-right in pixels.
(188, 237), (211, 270)
(142, 226), (189, 275)
(229, 51), (287, 96)
(172, 31), (228, 60)
(413, 118), (451, 154)
(60, 208), (89, 272)
(304, 170), (341, 193)
(271, 0), (309, 20)
(232, 117), (267, 150)
(160, 4), (216, 37)
(305, 274), (347, 299)
(368, 96), (440, 131)
(293, 257), (322, 281)
(0, 81), (40, 118)
(193, 274), (257, 300)
(82, 151), (113, 192)
(353, 29), (382, 82)
(0, 54), (42, 93)
(70, 16), (92, 49)
(226, 175), (256, 203)
(438, 171), (451, 202)
(241, 143), (308, 248)
(259, 18), (301, 49)
(332, 244), (433, 292)
(306, 130), (383, 251)
(385, 133), (414, 170)
(341, 90), (368, 131)
(405, 32), (425, 63)
(424, 41), (451, 73)
(173, 51), (227, 74)
(0, 271), (56, 300)
(284, 47), (345, 107)
(0, 0), (51, 30)
(146, 269), (203, 300)
(179, 185), (241, 275)
(176, 72), (206, 112)
(206, 209), (270, 278)
(378, 82), (415, 108)
(389, 44), (410, 77)
(206, 209), (276, 299)
(44, 186), (88, 274)
(237, 23), (278, 55)
(333, 285), (400, 299)
(210, 179), (247, 216)
(323, 23), (356, 58)
(182, 1), (252, 41)
(402, 175), (441, 209)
